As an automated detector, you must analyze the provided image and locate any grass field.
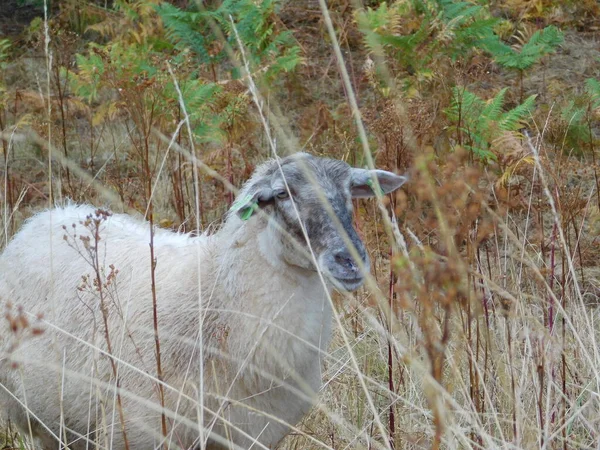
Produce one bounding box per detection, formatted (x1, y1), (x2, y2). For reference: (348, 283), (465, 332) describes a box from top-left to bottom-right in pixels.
(1, 0), (600, 448)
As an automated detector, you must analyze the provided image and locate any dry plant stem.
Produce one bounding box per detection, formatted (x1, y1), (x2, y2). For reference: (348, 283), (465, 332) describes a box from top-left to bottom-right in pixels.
(586, 105), (600, 210)
(0, 373), (51, 445)
(561, 249), (567, 450)
(43, 0), (53, 206)
(316, 0), (402, 249)
(59, 349), (67, 446)
(42, 3), (67, 448)
(413, 158), (468, 446)
(537, 350), (545, 449)
(165, 62), (206, 448)
(1, 127), (16, 247)
(53, 62), (71, 194)
(475, 184), (600, 444)
(387, 246), (395, 450)
(145, 119), (185, 220)
(482, 203), (596, 368)
(465, 260), (480, 445)
(142, 125), (168, 444)
(58, 217), (130, 447)
(0, 122), (13, 244)
(548, 221), (557, 332)
(526, 132), (585, 306)
(18, 368), (36, 447)
(363, 299), (493, 447)
(477, 245), (491, 388)
(525, 131), (600, 400)
(148, 202), (168, 446)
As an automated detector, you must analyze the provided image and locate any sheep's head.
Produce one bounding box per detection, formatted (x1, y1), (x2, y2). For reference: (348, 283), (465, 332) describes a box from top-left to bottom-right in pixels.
(232, 153), (407, 291)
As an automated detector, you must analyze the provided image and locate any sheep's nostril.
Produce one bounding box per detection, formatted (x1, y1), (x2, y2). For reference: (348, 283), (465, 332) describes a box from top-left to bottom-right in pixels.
(334, 251), (355, 270)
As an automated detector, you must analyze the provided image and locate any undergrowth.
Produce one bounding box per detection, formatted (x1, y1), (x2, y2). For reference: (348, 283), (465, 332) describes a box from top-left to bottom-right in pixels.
(1, 0), (599, 448)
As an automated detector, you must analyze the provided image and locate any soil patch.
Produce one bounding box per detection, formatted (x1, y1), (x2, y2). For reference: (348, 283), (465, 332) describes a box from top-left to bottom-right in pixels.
(0, 0), (43, 36)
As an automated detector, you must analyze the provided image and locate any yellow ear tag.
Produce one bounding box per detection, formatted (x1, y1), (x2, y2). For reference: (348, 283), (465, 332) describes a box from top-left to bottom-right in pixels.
(367, 178), (385, 195)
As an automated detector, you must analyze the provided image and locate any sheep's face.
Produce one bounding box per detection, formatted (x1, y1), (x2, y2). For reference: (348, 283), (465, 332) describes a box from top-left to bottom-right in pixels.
(234, 154), (407, 291)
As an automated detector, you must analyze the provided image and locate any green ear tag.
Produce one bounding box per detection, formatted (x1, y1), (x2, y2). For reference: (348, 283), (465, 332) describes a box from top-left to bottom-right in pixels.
(230, 194), (259, 220)
(230, 194), (253, 213)
(239, 202), (258, 221)
(367, 178), (385, 195)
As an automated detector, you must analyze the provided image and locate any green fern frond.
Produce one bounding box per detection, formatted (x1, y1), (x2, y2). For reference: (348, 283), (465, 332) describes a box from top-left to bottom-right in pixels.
(357, 0), (498, 71)
(498, 94), (536, 131)
(559, 95), (593, 152)
(585, 78), (600, 109)
(561, 100), (586, 125)
(440, 2), (482, 23)
(481, 87), (508, 120)
(0, 39), (10, 65)
(445, 87), (536, 161)
(446, 87), (484, 122)
(485, 25), (564, 71)
(156, 0), (300, 82)
(177, 82), (222, 112)
(156, 3), (214, 63)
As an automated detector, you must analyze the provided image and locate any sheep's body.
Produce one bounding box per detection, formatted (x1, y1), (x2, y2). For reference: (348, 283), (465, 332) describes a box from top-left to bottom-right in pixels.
(0, 204), (331, 449)
(0, 153), (407, 449)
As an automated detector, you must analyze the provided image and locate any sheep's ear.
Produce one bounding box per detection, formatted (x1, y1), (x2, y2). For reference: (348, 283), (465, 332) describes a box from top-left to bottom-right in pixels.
(231, 186), (274, 220)
(350, 168), (408, 198)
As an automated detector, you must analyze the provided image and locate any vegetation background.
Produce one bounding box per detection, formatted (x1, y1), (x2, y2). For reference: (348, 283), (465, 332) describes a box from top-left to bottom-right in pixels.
(0, 0), (599, 448)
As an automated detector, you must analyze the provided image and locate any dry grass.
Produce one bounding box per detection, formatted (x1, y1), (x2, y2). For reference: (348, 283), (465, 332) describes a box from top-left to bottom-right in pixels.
(1, 0), (600, 449)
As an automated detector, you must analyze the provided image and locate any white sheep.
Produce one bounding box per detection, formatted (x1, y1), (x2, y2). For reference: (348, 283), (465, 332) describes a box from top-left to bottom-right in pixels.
(0, 153), (406, 449)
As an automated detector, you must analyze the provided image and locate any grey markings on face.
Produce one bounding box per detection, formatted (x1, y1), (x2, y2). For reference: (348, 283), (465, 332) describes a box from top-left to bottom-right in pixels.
(235, 152), (408, 291)
(266, 154), (369, 289)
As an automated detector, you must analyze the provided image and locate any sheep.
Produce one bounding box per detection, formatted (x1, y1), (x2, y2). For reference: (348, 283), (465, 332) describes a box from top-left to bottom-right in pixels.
(0, 152), (407, 450)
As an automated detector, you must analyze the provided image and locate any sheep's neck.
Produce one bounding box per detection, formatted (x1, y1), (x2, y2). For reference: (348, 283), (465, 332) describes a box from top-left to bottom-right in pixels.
(214, 217), (333, 350)
(219, 215), (325, 288)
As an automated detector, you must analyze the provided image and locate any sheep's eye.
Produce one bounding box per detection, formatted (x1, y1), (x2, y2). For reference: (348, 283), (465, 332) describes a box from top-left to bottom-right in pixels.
(275, 190), (289, 200)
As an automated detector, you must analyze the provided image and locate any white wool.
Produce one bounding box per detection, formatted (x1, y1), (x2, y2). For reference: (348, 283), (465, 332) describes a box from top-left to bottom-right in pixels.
(0, 202), (332, 450)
